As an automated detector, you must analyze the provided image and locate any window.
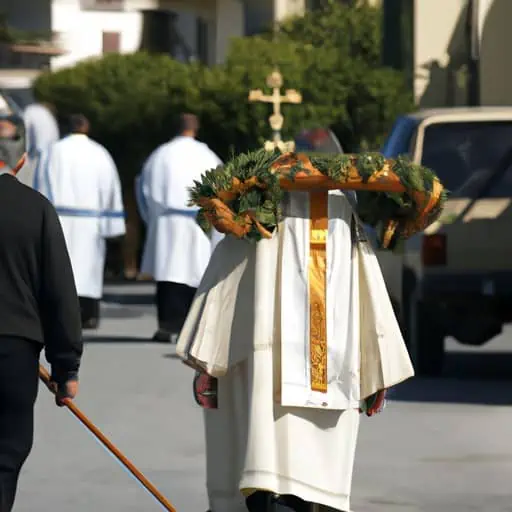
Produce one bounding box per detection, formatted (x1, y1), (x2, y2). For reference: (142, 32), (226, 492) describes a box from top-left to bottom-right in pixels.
(102, 31), (120, 53)
(382, 0), (414, 87)
(420, 121), (512, 197)
(306, 0), (325, 9)
(196, 17), (209, 65)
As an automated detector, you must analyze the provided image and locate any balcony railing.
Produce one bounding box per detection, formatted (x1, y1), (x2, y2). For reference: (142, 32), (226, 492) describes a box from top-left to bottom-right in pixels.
(80, 0), (127, 10)
(80, 0), (216, 11)
(0, 31), (67, 70)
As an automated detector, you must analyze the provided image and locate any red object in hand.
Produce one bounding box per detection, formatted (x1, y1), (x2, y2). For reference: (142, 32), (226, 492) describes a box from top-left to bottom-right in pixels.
(366, 390), (387, 417)
(193, 371), (218, 409)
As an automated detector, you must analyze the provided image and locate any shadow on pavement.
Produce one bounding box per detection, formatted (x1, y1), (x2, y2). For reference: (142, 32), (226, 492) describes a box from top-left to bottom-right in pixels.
(102, 293), (155, 306)
(162, 353), (181, 360)
(392, 351), (512, 406)
(100, 308), (148, 319)
(83, 335), (164, 344)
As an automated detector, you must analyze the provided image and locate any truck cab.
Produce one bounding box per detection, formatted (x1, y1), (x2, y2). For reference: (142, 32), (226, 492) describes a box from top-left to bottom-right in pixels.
(381, 107), (512, 376)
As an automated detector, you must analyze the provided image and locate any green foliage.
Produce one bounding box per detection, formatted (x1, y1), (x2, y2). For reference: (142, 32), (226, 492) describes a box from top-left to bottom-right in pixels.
(34, 53), (200, 186)
(189, 148), (445, 246)
(275, 0), (414, 150)
(277, 0), (382, 65)
(33, 1), (414, 187)
(0, 12), (53, 44)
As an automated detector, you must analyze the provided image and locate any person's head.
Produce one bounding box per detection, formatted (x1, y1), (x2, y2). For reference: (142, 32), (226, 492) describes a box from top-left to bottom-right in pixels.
(0, 95), (26, 175)
(69, 113), (90, 135)
(179, 113), (199, 138)
(41, 102), (57, 117)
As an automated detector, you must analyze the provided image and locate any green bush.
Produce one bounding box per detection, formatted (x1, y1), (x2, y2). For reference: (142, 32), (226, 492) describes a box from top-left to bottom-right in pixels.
(33, 1), (414, 187)
(34, 52), (201, 187)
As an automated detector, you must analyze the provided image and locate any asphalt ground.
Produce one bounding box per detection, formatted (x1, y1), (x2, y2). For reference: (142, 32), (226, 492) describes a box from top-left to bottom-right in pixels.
(14, 284), (512, 512)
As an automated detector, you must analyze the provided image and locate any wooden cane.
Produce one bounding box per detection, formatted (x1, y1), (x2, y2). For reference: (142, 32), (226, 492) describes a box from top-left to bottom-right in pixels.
(38, 365), (177, 512)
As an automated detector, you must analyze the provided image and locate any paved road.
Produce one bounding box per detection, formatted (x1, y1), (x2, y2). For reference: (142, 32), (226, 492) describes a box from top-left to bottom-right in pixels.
(15, 284), (512, 511)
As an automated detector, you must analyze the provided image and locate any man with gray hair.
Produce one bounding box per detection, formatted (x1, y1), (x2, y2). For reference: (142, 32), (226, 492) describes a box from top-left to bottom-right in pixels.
(0, 94), (82, 512)
(21, 102), (60, 187)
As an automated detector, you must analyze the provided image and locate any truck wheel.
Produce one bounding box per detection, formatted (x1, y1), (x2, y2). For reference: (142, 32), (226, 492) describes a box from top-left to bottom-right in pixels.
(410, 300), (445, 377)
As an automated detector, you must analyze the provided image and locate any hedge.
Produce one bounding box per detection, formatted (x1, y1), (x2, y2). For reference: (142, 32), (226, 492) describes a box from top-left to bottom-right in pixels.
(33, 1), (414, 275)
(33, 1), (413, 188)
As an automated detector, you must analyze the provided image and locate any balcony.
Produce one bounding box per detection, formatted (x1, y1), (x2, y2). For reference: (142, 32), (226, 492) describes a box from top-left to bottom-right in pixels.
(0, 28), (67, 70)
(80, 0), (216, 12)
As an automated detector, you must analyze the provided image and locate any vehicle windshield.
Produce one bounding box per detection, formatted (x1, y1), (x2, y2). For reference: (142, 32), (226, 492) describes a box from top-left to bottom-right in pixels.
(421, 121), (512, 197)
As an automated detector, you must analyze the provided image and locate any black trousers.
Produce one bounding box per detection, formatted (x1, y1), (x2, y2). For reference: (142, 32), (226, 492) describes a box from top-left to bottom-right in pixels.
(245, 492), (341, 511)
(156, 281), (196, 334)
(246, 492), (313, 511)
(79, 297), (100, 327)
(0, 337), (41, 512)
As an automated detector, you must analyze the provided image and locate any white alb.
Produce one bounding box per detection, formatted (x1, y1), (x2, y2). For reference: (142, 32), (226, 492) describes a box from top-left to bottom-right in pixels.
(177, 191), (415, 511)
(34, 134), (126, 298)
(136, 136), (223, 287)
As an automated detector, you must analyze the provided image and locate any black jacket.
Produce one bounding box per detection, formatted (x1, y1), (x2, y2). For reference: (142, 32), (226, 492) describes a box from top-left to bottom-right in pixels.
(0, 173), (82, 384)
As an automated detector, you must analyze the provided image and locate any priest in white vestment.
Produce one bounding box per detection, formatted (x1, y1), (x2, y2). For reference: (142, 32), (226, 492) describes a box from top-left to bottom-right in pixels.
(136, 114), (223, 342)
(177, 188), (416, 511)
(21, 103), (59, 187)
(34, 114), (126, 329)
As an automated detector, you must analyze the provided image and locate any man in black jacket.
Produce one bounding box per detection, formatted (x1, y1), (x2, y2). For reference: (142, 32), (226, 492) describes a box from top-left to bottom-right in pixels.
(0, 97), (83, 512)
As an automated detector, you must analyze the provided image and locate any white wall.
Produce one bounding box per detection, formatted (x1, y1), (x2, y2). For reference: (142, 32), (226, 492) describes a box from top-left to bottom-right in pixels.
(413, 0), (468, 106)
(51, 0), (143, 70)
(5, 0), (308, 74)
(274, 0), (305, 21)
(479, 0), (512, 105)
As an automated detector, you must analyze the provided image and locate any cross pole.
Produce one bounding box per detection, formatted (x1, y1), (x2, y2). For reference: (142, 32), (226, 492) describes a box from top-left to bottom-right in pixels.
(248, 68), (302, 152)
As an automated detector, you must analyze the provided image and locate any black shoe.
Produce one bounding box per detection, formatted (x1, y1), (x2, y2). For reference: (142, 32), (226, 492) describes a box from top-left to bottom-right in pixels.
(82, 318), (99, 330)
(246, 492), (302, 511)
(152, 329), (172, 342)
(246, 491), (271, 511)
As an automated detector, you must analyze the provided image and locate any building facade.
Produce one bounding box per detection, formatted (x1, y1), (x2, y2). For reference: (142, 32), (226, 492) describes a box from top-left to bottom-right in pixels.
(1, 0), (313, 74)
(383, 0), (512, 108)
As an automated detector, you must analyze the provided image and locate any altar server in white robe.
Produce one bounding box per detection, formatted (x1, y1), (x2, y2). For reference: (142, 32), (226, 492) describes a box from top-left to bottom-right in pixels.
(177, 191), (415, 512)
(34, 114), (125, 329)
(21, 102), (59, 187)
(136, 114), (223, 343)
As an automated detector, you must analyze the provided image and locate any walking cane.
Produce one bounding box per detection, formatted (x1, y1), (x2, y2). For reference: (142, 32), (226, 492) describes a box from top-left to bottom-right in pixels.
(38, 365), (177, 512)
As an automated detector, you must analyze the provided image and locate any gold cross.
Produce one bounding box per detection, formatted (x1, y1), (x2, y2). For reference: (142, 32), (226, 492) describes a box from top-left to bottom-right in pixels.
(248, 68), (302, 152)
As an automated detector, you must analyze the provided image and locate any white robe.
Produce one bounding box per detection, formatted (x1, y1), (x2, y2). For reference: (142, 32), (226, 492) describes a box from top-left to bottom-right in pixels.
(136, 136), (223, 287)
(20, 103), (60, 188)
(177, 191), (414, 511)
(34, 134), (126, 299)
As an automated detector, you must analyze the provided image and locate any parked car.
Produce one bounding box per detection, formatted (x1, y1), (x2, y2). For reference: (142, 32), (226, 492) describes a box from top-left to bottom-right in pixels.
(0, 70), (38, 110)
(380, 107), (512, 376)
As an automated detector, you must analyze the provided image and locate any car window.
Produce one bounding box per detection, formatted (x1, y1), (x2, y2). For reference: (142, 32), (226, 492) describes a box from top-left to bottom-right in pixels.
(381, 116), (418, 158)
(0, 90), (23, 115)
(420, 121), (512, 196)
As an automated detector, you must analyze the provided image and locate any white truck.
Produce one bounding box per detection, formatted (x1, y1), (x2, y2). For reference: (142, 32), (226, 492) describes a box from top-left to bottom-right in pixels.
(379, 107), (512, 376)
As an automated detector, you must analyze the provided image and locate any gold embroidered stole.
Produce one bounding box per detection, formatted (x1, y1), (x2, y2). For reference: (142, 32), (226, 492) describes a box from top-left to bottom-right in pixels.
(309, 191), (329, 393)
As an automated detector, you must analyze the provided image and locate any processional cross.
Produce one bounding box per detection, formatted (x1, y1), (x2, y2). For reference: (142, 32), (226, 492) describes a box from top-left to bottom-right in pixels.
(248, 69), (302, 153)
(250, 70), (329, 395)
